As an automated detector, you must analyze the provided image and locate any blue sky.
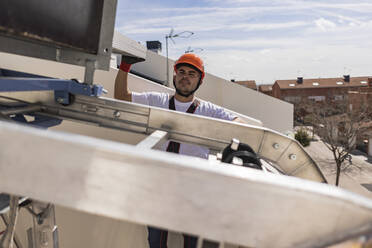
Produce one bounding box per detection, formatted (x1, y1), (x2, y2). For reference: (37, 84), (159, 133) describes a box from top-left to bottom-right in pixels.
(115, 0), (372, 84)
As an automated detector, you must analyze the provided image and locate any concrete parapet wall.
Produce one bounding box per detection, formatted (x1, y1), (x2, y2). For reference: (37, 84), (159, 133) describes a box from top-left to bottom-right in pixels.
(132, 51), (293, 133)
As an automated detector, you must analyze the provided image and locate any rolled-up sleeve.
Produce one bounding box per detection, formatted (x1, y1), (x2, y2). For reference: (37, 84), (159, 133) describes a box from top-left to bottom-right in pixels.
(212, 105), (237, 121)
(132, 92), (150, 105)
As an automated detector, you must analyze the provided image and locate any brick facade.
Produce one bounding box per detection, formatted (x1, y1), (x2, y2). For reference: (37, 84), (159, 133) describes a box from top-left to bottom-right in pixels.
(258, 84), (273, 97)
(232, 80), (257, 90)
(272, 76), (372, 103)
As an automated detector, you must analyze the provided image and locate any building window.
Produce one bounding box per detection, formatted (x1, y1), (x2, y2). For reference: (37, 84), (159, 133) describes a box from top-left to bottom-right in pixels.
(336, 81), (343, 85)
(308, 95), (325, 101)
(284, 96), (301, 102)
(361, 81), (367, 84)
(334, 95), (344, 100)
(312, 82), (319, 86)
(289, 83), (295, 87)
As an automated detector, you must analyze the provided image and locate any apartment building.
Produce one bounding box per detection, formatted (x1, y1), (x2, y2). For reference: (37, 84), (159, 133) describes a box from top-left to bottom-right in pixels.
(258, 84), (273, 97)
(271, 75), (372, 155)
(272, 75), (372, 103)
(231, 80), (257, 90)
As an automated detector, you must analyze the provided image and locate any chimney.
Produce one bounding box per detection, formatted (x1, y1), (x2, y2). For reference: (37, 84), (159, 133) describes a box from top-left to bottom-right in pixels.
(297, 77), (303, 84)
(368, 77), (372, 87)
(146, 41), (162, 54)
(231, 79), (235, 82)
(343, 75), (350, 83)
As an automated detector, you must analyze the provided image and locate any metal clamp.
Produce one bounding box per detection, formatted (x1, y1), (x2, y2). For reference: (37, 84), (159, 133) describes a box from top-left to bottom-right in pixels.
(230, 138), (240, 151)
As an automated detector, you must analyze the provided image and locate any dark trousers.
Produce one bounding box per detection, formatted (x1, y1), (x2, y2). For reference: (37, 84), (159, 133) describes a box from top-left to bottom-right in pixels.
(148, 227), (198, 248)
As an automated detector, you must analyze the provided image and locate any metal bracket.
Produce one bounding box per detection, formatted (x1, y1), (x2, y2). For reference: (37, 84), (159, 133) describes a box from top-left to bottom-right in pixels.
(84, 60), (96, 85)
(0, 68), (104, 105)
(0, 196), (20, 248)
(0, 213), (23, 248)
(26, 202), (58, 248)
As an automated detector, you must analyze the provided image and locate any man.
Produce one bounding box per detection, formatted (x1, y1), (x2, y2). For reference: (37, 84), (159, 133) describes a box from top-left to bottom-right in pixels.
(114, 53), (241, 248)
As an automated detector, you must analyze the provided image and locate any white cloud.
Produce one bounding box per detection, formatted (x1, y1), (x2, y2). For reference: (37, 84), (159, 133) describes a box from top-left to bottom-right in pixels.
(116, 0), (372, 84)
(119, 20), (309, 35)
(202, 44), (372, 84)
(117, 1), (372, 34)
(185, 38), (301, 49)
(315, 18), (336, 32)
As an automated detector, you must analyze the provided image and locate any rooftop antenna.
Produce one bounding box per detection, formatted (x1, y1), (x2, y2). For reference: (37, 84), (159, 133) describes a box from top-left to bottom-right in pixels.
(185, 46), (204, 54)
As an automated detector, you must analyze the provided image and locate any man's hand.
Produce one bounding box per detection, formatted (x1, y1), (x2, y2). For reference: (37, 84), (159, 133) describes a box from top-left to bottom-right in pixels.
(119, 55), (145, 72)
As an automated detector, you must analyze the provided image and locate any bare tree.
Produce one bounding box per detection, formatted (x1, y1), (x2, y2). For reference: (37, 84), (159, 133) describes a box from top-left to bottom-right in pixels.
(304, 95), (372, 186)
(289, 91), (372, 185)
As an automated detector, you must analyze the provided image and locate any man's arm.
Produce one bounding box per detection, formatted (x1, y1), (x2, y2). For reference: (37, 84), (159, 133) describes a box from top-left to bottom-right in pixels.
(114, 69), (132, 102)
(114, 55), (145, 102)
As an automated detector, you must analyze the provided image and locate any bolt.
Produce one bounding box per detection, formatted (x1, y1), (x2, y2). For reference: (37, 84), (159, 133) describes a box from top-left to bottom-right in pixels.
(289, 154), (297, 160)
(273, 143), (280, 149)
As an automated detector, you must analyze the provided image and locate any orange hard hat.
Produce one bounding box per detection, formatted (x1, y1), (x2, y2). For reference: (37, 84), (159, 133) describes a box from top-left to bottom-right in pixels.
(174, 53), (205, 80)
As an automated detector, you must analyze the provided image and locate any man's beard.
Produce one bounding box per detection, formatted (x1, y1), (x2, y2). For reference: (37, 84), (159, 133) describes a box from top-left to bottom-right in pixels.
(173, 77), (202, 98)
(177, 79), (193, 94)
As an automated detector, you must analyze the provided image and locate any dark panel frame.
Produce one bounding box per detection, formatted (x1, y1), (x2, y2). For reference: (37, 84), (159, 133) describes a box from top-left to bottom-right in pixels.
(0, 0), (117, 71)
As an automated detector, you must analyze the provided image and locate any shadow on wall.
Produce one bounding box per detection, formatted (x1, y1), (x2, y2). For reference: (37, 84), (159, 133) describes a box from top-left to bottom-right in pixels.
(361, 184), (372, 192)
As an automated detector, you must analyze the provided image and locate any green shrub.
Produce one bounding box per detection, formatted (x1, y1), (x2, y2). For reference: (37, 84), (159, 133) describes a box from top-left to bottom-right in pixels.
(295, 129), (311, 147)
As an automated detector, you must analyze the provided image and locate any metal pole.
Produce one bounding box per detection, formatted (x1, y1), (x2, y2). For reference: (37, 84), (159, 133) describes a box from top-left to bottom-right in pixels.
(0, 214), (23, 248)
(165, 36), (169, 87)
(0, 196), (19, 248)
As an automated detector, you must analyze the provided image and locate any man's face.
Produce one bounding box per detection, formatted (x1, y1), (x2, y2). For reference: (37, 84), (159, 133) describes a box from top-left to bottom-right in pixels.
(174, 65), (201, 96)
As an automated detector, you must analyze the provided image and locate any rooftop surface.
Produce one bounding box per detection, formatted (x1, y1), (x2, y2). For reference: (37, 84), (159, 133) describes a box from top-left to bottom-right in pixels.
(276, 76), (372, 89)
